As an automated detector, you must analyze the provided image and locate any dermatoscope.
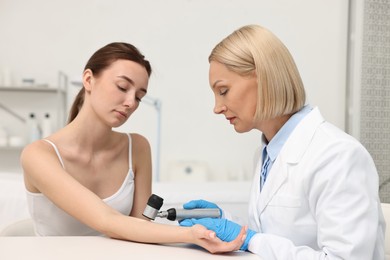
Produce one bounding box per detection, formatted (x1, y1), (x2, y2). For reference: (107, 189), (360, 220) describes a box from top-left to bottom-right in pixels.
(142, 194), (221, 221)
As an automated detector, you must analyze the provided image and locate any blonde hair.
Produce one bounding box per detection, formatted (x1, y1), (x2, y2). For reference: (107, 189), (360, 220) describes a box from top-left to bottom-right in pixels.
(209, 24), (305, 120)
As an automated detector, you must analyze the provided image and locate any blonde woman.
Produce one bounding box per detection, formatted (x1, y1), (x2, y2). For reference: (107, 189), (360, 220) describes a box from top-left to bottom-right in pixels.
(180, 25), (385, 259)
(21, 42), (245, 253)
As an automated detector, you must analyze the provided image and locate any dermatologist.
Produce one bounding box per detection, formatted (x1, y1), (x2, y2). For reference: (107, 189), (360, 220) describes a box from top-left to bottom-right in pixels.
(180, 24), (386, 259)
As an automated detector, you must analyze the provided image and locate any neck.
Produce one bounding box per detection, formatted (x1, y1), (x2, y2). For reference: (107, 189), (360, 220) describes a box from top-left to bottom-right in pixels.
(257, 114), (292, 143)
(65, 113), (115, 152)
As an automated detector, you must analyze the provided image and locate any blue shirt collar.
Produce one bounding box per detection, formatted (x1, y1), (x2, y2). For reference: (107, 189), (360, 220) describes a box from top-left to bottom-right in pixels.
(264, 105), (312, 162)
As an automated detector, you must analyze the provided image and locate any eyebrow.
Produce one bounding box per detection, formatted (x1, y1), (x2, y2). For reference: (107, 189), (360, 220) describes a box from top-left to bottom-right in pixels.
(212, 80), (222, 89)
(118, 75), (147, 93)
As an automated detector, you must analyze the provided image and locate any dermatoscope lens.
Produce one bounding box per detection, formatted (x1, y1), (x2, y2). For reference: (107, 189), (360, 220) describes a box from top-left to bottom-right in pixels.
(142, 194), (164, 220)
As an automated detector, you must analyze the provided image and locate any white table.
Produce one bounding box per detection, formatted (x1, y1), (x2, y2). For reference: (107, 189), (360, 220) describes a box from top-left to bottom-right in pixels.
(0, 236), (260, 260)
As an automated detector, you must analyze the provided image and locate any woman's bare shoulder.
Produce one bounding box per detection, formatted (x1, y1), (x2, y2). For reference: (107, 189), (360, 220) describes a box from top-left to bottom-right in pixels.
(21, 139), (55, 161)
(129, 133), (150, 147)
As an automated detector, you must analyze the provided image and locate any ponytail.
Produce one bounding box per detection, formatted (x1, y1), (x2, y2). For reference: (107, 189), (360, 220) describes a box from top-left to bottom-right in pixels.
(67, 88), (85, 123)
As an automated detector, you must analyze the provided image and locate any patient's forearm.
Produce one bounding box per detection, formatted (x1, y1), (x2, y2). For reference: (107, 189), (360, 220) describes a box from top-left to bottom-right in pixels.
(102, 212), (194, 244)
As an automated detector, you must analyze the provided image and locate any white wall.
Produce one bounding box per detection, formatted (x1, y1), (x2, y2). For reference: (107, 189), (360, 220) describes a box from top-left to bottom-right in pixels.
(0, 0), (349, 181)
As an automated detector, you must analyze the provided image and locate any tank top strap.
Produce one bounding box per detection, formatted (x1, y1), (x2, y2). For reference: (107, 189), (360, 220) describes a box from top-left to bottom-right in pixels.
(43, 136), (131, 171)
(43, 139), (65, 169)
(127, 133), (133, 171)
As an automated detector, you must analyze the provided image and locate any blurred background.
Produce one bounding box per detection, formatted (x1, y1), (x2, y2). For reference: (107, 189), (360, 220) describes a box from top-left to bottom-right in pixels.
(0, 0), (388, 202)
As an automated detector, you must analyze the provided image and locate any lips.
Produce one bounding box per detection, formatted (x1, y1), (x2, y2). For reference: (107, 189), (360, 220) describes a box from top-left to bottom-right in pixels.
(116, 110), (128, 118)
(226, 116), (236, 124)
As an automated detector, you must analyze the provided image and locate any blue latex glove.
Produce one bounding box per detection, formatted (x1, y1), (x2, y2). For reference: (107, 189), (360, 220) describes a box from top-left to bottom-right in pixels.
(180, 217), (256, 251)
(183, 199), (223, 216)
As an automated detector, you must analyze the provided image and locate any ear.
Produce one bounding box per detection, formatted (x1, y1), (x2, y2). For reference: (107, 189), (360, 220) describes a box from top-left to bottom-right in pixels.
(83, 69), (93, 91)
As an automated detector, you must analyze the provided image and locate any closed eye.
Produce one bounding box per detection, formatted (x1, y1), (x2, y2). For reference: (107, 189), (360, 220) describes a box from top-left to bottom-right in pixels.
(219, 88), (228, 96)
(117, 85), (127, 92)
(136, 92), (147, 103)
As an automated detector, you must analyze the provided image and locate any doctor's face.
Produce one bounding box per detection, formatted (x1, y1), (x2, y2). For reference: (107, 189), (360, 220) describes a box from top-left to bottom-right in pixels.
(209, 61), (258, 133)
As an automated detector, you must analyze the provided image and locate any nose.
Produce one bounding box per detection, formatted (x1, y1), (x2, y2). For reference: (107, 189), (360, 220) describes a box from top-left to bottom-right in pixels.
(213, 100), (227, 114)
(123, 94), (137, 109)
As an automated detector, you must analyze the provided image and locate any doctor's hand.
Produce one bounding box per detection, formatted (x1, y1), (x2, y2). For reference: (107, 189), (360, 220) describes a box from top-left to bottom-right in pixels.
(181, 218), (256, 251)
(183, 199), (223, 216)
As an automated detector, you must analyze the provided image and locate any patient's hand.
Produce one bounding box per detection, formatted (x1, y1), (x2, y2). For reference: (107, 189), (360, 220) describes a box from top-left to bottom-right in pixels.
(190, 224), (246, 254)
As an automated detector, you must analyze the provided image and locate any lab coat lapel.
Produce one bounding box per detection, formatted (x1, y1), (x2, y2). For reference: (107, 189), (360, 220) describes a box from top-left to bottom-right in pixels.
(257, 107), (325, 214)
(257, 157), (288, 214)
(282, 107), (325, 164)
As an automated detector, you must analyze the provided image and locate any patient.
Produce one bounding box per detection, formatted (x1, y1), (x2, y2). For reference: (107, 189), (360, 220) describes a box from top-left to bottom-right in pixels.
(20, 42), (245, 252)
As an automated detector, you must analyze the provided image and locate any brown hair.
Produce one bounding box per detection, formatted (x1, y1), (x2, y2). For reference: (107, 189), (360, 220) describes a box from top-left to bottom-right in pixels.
(67, 42), (152, 123)
(209, 25), (305, 120)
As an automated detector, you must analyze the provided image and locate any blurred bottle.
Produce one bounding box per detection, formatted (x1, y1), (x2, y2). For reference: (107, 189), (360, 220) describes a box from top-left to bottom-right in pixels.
(27, 113), (41, 143)
(41, 113), (52, 138)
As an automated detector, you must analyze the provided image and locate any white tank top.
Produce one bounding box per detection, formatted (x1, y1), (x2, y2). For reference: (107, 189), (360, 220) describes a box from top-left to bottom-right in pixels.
(26, 134), (135, 236)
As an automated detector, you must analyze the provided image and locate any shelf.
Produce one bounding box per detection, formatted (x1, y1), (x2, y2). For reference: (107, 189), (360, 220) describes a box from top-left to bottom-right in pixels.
(0, 73), (69, 173)
(0, 86), (65, 93)
(0, 146), (24, 151)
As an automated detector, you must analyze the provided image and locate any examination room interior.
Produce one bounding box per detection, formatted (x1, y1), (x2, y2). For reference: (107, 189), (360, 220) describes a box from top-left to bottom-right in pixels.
(0, 0), (389, 233)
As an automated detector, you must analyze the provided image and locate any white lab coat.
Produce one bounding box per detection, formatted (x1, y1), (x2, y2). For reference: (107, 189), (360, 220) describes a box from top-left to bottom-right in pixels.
(247, 107), (385, 259)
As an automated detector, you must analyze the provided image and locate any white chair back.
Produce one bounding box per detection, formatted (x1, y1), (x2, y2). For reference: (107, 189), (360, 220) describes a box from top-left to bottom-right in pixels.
(381, 203), (390, 260)
(0, 218), (35, 236)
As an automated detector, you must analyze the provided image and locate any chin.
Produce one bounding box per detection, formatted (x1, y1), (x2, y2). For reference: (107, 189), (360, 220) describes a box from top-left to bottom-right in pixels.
(110, 119), (126, 128)
(233, 125), (251, 134)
